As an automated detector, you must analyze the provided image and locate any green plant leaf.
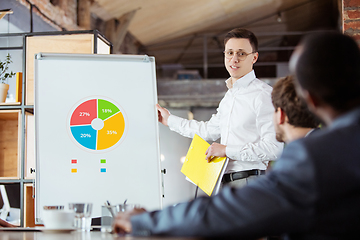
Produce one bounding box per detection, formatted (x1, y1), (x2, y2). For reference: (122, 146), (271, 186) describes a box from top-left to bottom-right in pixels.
(0, 53), (15, 84)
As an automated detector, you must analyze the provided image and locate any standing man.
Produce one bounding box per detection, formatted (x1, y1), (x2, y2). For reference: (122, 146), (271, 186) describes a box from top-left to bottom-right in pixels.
(157, 28), (283, 188)
(271, 75), (320, 144)
(113, 31), (360, 239)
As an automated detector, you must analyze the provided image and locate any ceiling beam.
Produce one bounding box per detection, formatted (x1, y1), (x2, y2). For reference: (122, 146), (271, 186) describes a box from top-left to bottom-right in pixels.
(0, 9), (13, 21)
(144, 31), (312, 51)
(78, 0), (91, 29)
(147, 46), (296, 55)
(175, 34), (197, 63)
(105, 8), (139, 53)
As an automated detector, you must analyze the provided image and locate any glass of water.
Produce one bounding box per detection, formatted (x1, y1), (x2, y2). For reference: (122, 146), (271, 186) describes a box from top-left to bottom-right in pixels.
(69, 203), (93, 231)
(101, 203), (140, 232)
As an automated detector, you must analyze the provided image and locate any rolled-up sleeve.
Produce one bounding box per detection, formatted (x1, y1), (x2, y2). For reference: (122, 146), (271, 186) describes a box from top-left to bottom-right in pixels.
(168, 112), (221, 142)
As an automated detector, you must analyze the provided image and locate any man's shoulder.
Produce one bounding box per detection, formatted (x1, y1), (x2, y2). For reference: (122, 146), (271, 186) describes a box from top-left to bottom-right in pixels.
(275, 126), (352, 172)
(249, 78), (273, 105)
(290, 122), (360, 155)
(250, 78), (273, 93)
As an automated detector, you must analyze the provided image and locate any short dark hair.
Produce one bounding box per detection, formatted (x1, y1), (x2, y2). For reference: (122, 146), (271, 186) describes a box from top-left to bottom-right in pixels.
(224, 28), (258, 52)
(294, 31), (360, 112)
(272, 75), (320, 128)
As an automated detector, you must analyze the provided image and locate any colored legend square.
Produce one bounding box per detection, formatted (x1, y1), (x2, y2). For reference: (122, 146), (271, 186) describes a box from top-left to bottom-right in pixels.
(71, 168), (77, 173)
(100, 168), (106, 173)
(71, 159), (77, 164)
(100, 159), (106, 163)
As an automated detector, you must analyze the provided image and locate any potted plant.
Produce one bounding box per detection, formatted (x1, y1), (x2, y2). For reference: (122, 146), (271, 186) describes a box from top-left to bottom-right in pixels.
(0, 53), (16, 103)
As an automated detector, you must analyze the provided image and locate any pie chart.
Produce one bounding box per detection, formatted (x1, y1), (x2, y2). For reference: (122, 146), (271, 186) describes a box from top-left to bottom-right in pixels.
(69, 98), (126, 151)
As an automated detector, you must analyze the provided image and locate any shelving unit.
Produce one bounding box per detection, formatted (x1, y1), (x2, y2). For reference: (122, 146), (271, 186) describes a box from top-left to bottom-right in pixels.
(0, 30), (112, 227)
(0, 110), (21, 179)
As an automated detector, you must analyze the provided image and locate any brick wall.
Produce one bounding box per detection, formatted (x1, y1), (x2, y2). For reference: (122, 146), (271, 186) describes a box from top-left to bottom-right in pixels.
(343, 0), (360, 45)
(17, 0), (81, 31)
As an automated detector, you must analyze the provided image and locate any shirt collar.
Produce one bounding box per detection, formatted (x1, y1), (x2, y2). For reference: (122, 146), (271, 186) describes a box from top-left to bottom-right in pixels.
(305, 129), (316, 137)
(225, 70), (256, 89)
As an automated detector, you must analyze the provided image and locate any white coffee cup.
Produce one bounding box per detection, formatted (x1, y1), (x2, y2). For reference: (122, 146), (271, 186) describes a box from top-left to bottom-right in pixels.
(42, 209), (75, 229)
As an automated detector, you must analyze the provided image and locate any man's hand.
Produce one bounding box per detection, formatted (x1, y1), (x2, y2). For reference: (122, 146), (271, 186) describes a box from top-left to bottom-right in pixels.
(205, 143), (226, 162)
(156, 104), (170, 126)
(112, 208), (146, 234)
(0, 218), (16, 228)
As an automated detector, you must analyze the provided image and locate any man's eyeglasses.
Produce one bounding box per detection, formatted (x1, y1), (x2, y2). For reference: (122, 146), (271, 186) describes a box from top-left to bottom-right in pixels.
(223, 50), (256, 60)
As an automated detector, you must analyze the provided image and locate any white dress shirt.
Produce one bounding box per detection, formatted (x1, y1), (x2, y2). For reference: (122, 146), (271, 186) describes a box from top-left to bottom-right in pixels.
(168, 70), (283, 173)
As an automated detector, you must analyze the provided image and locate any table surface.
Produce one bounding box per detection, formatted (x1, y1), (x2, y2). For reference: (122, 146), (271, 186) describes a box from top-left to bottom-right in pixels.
(0, 230), (202, 240)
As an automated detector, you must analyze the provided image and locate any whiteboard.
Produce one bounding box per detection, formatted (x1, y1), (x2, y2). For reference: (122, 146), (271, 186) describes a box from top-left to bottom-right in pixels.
(34, 53), (162, 222)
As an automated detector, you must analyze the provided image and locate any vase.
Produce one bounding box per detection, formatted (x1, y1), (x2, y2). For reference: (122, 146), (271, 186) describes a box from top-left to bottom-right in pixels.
(0, 83), (9, 103)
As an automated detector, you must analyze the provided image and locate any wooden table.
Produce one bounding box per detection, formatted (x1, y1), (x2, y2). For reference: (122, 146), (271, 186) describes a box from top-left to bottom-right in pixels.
(0, 230), (202, 240)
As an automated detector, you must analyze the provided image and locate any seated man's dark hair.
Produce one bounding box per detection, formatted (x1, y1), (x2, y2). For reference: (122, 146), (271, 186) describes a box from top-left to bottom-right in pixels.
(295, 31), (360, 112)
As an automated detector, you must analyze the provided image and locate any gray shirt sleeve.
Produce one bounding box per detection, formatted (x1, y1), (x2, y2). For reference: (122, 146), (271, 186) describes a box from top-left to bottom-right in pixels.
(130, 140), (317, 238)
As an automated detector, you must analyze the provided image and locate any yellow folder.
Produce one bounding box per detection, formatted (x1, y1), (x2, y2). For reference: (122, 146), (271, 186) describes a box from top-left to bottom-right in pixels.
(181, 134), (227, 196)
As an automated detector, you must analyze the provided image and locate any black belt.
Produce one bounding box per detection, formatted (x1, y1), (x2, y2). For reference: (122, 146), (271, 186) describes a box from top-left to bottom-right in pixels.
(222, 169), (265, 183)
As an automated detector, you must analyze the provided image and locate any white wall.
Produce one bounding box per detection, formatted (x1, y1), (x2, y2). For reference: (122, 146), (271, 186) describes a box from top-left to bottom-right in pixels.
(160, 107), (217, 207)
(276, 63), (290, 78)
(0, 49), (22, 102)
(0, 1), (57, 102)
(0, 17), (23, 102)
(0, 0), (57, 33)
(159, 109), (194, 207)
(0, 18), (22, 33)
